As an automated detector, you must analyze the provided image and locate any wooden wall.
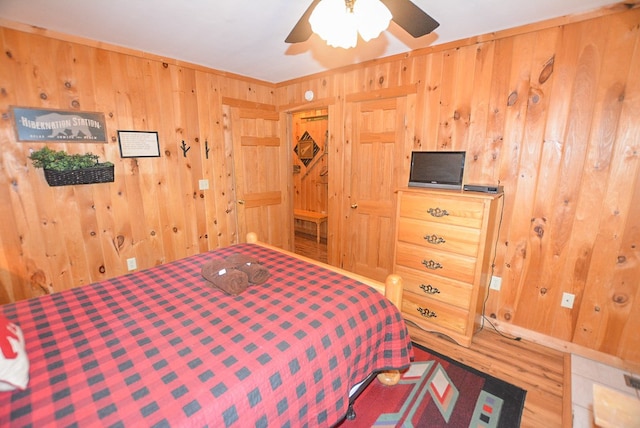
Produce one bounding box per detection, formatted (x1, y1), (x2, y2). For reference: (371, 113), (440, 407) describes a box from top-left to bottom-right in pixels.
(1, 3), (639, 364)
(0, 23), (276, 304)
(276, 5), (640, 364)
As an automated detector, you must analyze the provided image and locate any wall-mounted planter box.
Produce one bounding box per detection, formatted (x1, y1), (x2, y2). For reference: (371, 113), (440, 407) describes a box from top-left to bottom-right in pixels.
(29, 147), (114, 187)
(43, 164), (114, 186)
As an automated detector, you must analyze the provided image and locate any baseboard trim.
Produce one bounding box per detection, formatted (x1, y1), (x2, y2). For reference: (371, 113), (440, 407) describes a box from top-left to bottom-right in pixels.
(487, 319), (640, 373)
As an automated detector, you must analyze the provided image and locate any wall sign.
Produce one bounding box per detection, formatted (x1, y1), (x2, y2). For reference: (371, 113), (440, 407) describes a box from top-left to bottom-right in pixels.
(11, 106), (107, 142)
(117, 130), (161, 158)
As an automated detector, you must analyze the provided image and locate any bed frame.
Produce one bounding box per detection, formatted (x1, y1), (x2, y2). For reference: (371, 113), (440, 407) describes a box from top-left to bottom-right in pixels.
(247, 232), (403, 386)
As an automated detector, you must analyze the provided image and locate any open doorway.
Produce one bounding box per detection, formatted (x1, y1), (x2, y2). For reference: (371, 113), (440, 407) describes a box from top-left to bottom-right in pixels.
(292, 109), (328, 263)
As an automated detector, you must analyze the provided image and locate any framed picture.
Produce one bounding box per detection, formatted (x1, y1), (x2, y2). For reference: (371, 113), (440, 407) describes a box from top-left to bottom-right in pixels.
(298, 140), (315, 160)
(11, 106), (107, 142)
(117, 130), (160, 158)
(294, 131), (320, 167)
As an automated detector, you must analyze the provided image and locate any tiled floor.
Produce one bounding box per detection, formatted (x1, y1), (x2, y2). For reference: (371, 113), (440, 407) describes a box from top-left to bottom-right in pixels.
(571, 354), (640, 427)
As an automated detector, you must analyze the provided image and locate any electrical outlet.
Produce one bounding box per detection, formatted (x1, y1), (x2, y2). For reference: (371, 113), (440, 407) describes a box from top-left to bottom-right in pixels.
(198, 179), (209, 190)
(127, 257), (137, 271)
(561, 292), (575, 309)
(489, 276), (502, 291)
(624, 374), (640, 390)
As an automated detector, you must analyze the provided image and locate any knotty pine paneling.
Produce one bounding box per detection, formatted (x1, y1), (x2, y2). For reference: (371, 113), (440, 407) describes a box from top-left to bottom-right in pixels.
(1, 5), (639, 364)
(0, 26), (276, 304)
(275, 6), (640, 363)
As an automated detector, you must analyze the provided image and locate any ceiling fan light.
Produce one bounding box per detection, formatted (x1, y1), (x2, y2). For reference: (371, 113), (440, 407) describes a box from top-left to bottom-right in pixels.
(310, 0), (359, 49)
(309, 0), (344, 39)
(354, 0), (392, 42)
(325, 22), (358, 48)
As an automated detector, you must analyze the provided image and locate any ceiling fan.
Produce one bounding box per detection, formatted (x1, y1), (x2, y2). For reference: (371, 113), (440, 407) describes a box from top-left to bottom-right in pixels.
(285, 0), (440, 44)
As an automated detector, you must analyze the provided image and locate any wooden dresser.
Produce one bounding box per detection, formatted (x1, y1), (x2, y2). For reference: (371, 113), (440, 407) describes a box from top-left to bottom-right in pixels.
(394, 187), (503, 347)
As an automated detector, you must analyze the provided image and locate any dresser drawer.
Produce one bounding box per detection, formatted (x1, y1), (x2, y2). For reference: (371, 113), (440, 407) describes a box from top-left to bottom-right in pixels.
(399, 192), (485, 228)
(402, 292), (468, 334)
(395, 241), (476, 283)
(397, 217), (481, 257)
(395, 265), (473, 310)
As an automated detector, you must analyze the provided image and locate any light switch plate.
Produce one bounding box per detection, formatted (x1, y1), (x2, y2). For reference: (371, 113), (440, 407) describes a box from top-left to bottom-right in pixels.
(198, 179), (209, 190)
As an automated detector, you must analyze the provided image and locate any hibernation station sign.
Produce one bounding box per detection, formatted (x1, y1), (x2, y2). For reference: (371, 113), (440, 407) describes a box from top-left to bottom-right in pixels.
(11, 107), (108, 143)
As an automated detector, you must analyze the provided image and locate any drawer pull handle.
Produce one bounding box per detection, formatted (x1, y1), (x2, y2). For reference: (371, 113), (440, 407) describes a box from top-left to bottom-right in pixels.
(420, 284), (440, 295)
(424, 234), (446, 245)
(422, 259), (443, 270)
(427, 207), (449, 217)
(417, 307), (437, 318)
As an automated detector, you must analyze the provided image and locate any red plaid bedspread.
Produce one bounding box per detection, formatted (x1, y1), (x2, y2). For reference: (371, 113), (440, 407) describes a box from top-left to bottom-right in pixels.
(1, 243), (412, 427)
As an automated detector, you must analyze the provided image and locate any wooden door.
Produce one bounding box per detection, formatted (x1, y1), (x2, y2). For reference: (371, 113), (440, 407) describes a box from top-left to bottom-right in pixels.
(222, 98), (291, 249)
(343, 97), (407, 281)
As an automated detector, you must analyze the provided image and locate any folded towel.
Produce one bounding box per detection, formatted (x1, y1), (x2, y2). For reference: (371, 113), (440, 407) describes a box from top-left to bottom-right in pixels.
(241, 263), (271, 285)
(225, 253), (271, 285)
(201, 258), (248, 295)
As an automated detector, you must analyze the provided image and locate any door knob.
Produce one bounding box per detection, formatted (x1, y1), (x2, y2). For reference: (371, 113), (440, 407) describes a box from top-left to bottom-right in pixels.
(350, 203), (358, 209)
(238, 200), (245, 205)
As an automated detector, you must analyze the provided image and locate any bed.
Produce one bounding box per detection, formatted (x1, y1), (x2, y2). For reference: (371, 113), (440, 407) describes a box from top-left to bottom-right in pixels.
(1, 233), (412, 427)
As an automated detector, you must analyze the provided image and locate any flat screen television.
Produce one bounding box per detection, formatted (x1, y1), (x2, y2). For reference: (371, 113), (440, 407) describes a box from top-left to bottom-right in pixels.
(408, 151), (466, 190)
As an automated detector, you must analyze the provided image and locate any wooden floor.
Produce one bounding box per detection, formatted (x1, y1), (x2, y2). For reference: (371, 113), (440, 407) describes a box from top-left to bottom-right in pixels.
(294, 231), (327, 263)
(294, 233), (569, 427)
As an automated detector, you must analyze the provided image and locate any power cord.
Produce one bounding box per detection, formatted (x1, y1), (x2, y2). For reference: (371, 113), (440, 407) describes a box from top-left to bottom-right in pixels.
(476, 193), (522, 342)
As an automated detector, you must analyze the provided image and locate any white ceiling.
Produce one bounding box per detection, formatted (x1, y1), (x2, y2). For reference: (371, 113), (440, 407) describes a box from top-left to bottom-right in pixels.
(0, 0), (622, 83)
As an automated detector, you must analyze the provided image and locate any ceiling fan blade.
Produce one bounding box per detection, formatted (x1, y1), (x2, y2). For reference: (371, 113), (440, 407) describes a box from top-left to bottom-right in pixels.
(380, 0), (440, 38)
(285, 0), (322, 43)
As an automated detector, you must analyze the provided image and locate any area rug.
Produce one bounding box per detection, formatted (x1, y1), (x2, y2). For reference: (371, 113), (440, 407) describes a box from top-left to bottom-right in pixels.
(338, 343), (526, 427)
